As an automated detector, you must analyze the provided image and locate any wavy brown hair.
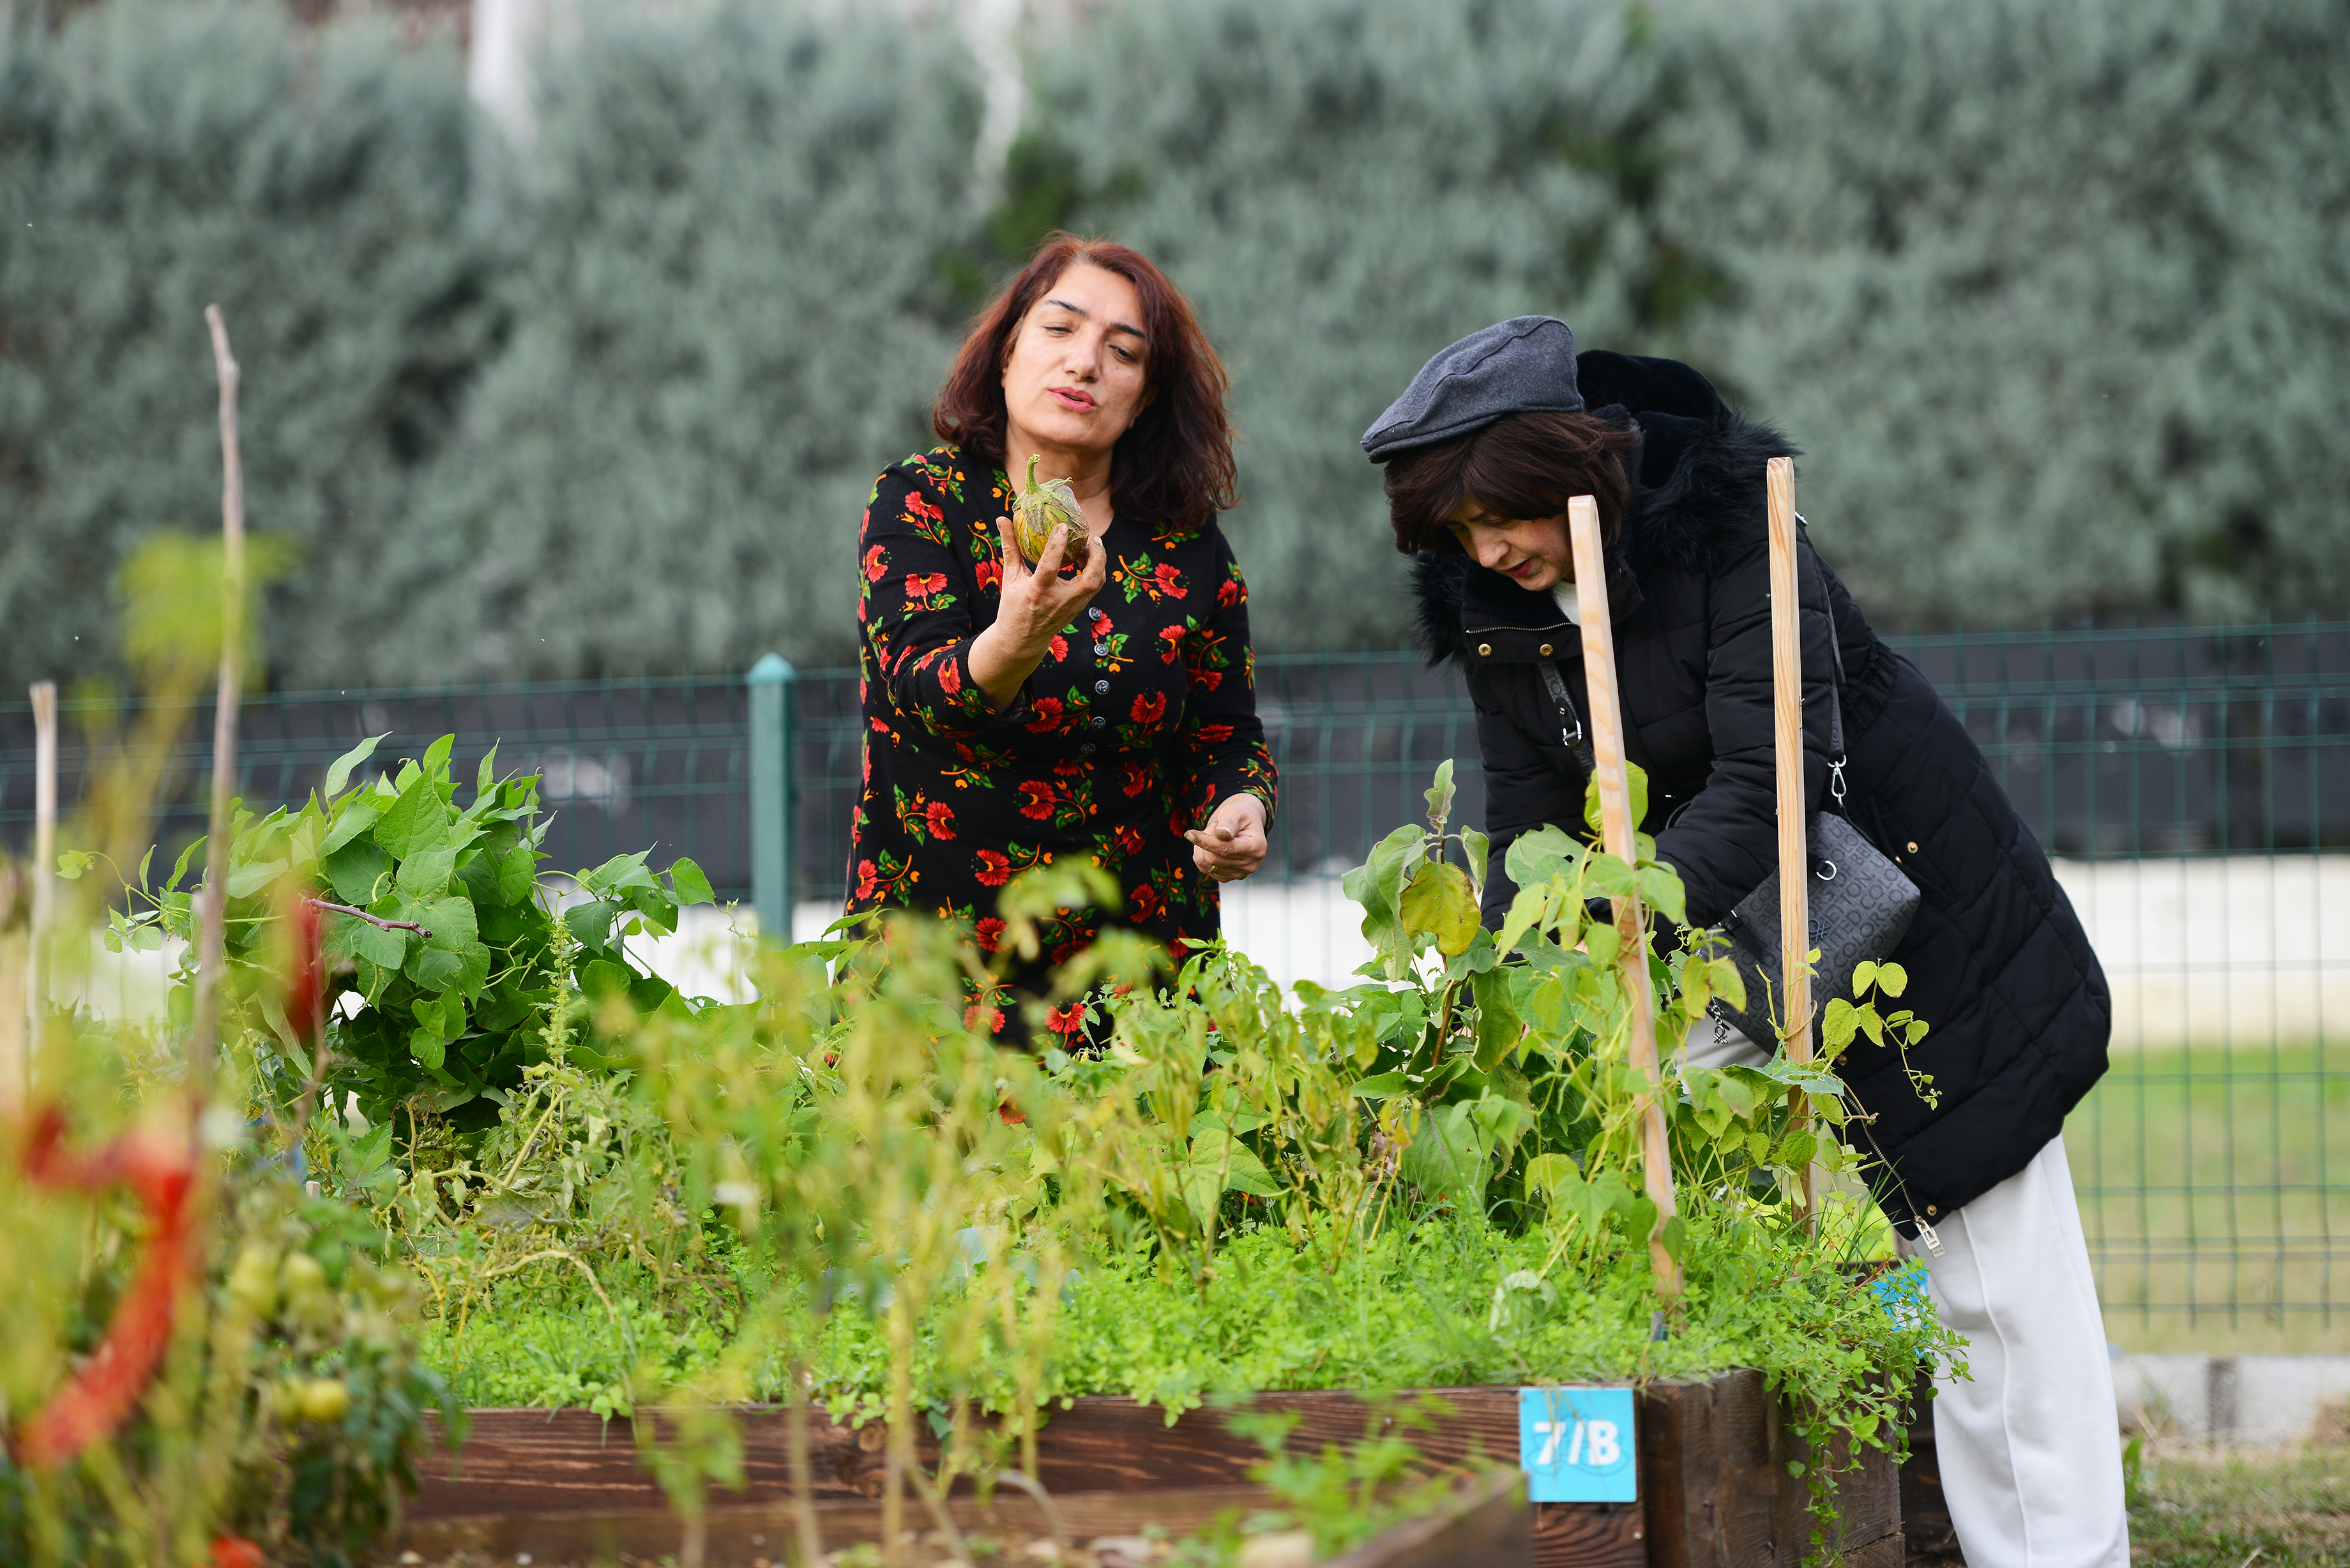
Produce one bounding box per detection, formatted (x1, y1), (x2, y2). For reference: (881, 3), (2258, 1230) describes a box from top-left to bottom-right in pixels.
(1383, 410), (1641, 555)
(934, 234), (1237, 527)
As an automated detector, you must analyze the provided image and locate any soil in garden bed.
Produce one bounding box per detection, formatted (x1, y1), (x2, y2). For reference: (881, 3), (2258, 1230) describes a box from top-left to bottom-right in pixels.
(400, 1371), (1900, 1567)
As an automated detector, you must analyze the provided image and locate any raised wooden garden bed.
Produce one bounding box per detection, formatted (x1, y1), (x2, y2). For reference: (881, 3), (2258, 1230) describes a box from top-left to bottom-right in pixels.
(400, 1372), (1899, 1567)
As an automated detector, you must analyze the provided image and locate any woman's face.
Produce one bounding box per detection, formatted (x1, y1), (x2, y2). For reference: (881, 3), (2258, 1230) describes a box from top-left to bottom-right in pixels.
(1447, 498), (1573, 592)
(1000, 264), (1153, 460)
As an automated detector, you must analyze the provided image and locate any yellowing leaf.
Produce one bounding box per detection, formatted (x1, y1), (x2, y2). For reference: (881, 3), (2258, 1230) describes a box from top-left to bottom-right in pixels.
(1398, 861), (1478, 956)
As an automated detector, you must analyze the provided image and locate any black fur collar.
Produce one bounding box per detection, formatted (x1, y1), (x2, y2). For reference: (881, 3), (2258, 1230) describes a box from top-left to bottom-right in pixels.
(1409, 352), (1798, 663)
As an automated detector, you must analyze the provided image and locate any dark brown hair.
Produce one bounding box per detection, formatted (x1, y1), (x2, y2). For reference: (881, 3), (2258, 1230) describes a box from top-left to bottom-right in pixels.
(933, 234), (1238, 526)
(1383, 410), (1641, 555)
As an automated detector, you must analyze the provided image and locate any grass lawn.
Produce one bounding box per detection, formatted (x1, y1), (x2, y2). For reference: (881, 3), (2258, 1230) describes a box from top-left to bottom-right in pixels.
(2067, 1043), (2349, 1354)
(2125, 1443), (2350, 1567)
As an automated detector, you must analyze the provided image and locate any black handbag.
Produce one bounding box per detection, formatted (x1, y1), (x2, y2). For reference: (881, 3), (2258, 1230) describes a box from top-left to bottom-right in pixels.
(1530, 550), (1919, 1045)
(1708, 553), (1918, 1043)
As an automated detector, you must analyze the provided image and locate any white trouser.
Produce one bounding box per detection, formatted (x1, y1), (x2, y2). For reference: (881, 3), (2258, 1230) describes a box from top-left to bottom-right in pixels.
(1685, 1020), (2131, 1567)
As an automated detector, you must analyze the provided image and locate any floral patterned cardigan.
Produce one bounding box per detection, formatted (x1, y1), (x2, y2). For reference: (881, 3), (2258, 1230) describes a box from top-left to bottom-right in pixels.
(847, 445), (1279, 1005)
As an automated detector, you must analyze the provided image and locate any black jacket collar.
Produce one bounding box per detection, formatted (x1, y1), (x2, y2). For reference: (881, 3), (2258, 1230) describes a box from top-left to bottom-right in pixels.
(1411, 351), (1799, 665)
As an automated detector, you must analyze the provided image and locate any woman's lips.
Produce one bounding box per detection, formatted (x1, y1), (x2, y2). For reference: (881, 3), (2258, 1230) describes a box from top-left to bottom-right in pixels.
(1049, 387), (1096, 411)
(1505, 560), (1536, 579)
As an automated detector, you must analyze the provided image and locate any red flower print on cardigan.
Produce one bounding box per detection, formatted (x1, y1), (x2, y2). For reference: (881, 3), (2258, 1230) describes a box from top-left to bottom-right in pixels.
(1017, 780), (1058, 820)
(1130, 691), (1168, 728)
(864, 544), (890, 582)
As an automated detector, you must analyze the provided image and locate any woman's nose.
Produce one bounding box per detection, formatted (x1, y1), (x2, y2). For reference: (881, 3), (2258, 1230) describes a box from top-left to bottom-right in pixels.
(1476, 534), (1512, 569)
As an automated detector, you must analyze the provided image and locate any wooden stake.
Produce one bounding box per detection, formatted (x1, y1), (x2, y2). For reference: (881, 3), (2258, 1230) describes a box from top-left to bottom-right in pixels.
(1765, 456), (1816, 1228)
(188, 306), (246, 1096)
(11, 681), (54, 1113)
(1566, 495), (1682, 1302)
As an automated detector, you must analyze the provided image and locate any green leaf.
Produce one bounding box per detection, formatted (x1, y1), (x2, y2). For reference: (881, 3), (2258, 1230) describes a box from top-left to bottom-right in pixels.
(582, 852), (660, 896)
(1874, 961), (1908, 999)
(565, 900), (619, 956)
(409, 1029), (448, 1072)
(326, 912), (408, 971)
(1583, 923), (1620, 969)
(475, 743), (499, 797)
(1422, 760), (1456, 828)
(322, 733), (388, 800)
(1460, 827), (1489, 891)
(406, 947), (464, 992)
(1400, 1104), (1487, 1209)
(163, 838), (200, 894)
(226, 858), (288, 900)
(323, 838), (390, 908)
(496, 841), (539, 905)
(373, 773), (449, 860)
(1351, 1070), (1409, 1100)
(319, 798), (379, 857)
(419, 734), (456, 785)
(1470, 968), (1520, 1071)
(1658, 1214), (1688, 1263)
(1399, 861), (1478, 956)
(1634, 864), (1688, 927)
(1495, 884), (1546, 957)
(580, 958), (636, 1000)
(55, 849), (95, 880)
(1503, 825), (1580, 890)
(1585, 854), (1636, 901)
(1187, 1127), (1280, 1200)
(415, 895), (478, 951)
(668, 856), (715, 907)
(1582, 758), (1651, 838)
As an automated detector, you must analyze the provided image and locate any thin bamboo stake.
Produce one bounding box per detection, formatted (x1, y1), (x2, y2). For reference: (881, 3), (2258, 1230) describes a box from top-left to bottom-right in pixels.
(1765, 456), (1816, 1228)
(188, 306), (245, 1097)
(13, 681), (54, 1113)
(1566, 495), (1682, 1303)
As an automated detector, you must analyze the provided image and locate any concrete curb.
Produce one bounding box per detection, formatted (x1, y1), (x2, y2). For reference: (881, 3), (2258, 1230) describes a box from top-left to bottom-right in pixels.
(2114, 1353), (2350, 1446)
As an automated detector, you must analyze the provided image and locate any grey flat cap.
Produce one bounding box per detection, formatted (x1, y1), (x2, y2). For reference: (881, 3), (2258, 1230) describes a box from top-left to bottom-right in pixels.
(1360, 316), (1582, 462)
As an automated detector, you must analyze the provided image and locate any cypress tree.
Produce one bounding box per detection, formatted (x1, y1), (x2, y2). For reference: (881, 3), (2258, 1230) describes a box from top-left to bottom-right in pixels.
(0, 1), (481, 693)
(1660, 0), (2350, 624)
(377, 3), (980, 680)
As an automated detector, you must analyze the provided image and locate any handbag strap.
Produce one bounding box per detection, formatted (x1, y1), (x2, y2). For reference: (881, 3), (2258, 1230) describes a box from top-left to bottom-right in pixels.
(1540, 526), (1847, 801)
(1536, 660), (1596, 773)
(1799, 515), (1851, 808)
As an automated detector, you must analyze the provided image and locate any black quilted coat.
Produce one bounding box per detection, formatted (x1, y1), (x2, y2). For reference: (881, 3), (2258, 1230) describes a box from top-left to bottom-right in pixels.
(1413, 350), (2111, 1226)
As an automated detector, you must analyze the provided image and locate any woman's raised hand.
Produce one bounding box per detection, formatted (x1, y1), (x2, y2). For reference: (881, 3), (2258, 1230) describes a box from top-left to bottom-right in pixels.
(969, 515), (1109, 710)
(1188, 792), (1268, 883)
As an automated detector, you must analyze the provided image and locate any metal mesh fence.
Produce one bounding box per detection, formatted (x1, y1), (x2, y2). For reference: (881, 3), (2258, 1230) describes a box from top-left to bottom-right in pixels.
(3, 621), (2344, 1338)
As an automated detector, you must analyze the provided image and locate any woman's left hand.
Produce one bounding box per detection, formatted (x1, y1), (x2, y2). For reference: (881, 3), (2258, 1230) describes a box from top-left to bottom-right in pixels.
(1187, 794), (1269, 883)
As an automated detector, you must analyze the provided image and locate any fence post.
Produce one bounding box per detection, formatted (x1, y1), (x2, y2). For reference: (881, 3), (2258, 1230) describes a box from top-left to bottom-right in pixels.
(747, 653), (798, 944)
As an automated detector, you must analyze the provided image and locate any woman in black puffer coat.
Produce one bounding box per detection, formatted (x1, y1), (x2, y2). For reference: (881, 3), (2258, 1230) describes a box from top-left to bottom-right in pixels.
(1364, 317), (2127, 1568)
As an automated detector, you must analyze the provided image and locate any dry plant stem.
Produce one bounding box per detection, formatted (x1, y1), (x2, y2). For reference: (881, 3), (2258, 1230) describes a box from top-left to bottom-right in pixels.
(1765, 456), (1816, 1230)
(17, 680), (57, 1114)
(306, 897), (432, 938)
(904, 1461), (971, 1562)
(787, 1358), (825, 1568)
(988, 1468), (1072, 1560)
(188, 305), (246, 1099)
(1566, 495), (1682, 1302)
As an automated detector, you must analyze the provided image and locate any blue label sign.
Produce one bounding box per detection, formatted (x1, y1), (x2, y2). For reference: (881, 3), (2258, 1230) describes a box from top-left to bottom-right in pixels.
(1517, 1386), (1637, 1503)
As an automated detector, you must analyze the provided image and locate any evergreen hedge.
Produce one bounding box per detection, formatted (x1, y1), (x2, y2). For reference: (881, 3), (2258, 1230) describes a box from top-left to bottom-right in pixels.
(0, 0), (2342, 691)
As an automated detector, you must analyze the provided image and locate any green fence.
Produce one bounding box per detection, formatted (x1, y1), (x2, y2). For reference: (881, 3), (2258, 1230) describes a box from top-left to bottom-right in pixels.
(4, 621), (2344, 1345)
